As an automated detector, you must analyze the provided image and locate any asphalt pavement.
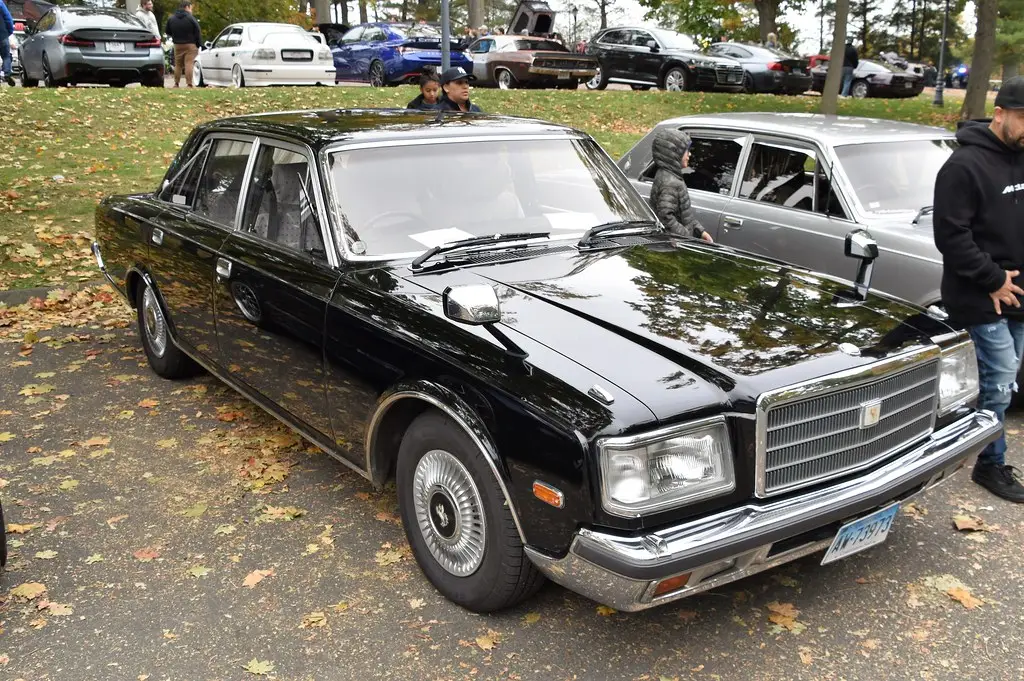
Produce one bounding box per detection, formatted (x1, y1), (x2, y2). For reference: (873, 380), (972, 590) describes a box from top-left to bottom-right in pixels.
(1, 308), (1023, 681)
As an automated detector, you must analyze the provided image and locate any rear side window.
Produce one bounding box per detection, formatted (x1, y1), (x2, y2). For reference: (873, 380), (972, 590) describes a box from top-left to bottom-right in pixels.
(193, 139), (253, 227)
(639, 135), (745, 195)
(242, 145), (326, 259)
(599, 30), (627, 45)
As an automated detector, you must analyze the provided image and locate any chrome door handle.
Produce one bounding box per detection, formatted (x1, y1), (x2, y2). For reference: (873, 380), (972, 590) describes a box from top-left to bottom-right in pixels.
(723, 216), (744, 229)
(215, 258), (232, 281)
(151, 228), (164, 246)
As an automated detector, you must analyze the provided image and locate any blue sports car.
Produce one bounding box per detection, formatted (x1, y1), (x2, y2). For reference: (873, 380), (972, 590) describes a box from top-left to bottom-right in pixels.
(331, 22), (471, 86)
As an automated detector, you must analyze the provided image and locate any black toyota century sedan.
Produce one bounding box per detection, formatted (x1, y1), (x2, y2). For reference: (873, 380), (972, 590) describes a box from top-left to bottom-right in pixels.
(92, 110), (999, 613)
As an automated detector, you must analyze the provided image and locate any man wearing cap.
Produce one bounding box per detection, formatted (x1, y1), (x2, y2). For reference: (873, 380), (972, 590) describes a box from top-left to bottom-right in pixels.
(933, 75), (1024, 503)
(438, 66), (483, 113)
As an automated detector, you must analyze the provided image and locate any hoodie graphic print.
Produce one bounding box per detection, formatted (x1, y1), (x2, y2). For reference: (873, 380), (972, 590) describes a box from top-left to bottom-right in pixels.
(933, 120), (1024, 327)
(649, 129), (704, 239)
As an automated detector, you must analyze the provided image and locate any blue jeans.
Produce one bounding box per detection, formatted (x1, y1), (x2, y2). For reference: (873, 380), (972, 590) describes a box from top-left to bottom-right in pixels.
(841, 66), (854, 96)
(968, 318), (1024, 467)
(0, 39), (11, 78)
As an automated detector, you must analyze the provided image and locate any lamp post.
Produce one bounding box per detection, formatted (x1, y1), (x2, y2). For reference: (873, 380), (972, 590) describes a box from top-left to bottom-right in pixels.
(441, 0), (450, 71)
(932, 0), (949, 106)
(571, 5), (578, 49)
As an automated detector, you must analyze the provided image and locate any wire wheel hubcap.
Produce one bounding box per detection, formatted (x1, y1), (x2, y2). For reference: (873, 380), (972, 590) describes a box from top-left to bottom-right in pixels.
(412, 449), (486, 577)
(666, 69), (685, 91)
(142, 287), (167, 358)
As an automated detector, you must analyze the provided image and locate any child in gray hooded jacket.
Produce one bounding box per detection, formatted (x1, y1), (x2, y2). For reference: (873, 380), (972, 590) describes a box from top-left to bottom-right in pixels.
(649, 128), (713, 242)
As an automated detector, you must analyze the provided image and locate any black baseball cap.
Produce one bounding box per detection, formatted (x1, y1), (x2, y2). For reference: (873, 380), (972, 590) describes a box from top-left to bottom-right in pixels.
(995, 75), (1024, 109)
(440, 66), (476, 84)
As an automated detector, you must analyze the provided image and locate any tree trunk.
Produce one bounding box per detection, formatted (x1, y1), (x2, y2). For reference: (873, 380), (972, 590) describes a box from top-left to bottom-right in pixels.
(401, 0), (409, 21)
(919, 0), (928, 62)
(599, 0), (609, 29)
(469, 0), (484, 30)
(754, 0), (778, 42)
(298, 0), (309, 13)
(820, 0), (850, 116)
(909, 0), (917, 60)
(961, 0), (997, 120)
(359, 0), (368, 24)
(859, 1), (868, 52)
(312, 0), (332, 24)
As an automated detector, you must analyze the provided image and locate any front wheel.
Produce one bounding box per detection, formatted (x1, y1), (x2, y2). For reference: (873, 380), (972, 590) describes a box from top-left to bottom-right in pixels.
(396, 410), (544, 613)
(194, 62), (205, 87)
(495, 67), (515, 90)
(585, 65), (607, 90)
(662, 66), (688, 92)
(742, 72), (755, 94)
(136, 280), (200, 379)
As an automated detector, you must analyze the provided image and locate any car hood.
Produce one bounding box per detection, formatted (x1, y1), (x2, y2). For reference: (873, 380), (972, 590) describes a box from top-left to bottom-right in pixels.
(402, 238), (954, 420)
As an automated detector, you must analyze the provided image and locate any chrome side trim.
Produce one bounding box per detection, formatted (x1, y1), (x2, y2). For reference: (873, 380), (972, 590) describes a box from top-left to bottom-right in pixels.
(754, 344), (941, 498)
(525, 409), (998, 612)
(365, 387), (527, 544)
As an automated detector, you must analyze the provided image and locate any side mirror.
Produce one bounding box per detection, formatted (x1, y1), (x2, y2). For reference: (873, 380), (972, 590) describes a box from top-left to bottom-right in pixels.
(204, 41), (212, 50)
(646, 40), (658, 52)
(443, 285), (501, 325)
(844, 229), (878, 300)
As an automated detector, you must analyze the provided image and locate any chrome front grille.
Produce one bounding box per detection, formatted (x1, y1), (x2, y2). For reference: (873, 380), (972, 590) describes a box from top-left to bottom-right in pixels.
(756, 354), (939, 496)
(715, 65), (743, 84)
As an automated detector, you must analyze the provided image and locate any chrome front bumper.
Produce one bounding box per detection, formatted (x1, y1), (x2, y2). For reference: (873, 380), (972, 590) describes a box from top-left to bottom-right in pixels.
(526, 409), (1000, 612)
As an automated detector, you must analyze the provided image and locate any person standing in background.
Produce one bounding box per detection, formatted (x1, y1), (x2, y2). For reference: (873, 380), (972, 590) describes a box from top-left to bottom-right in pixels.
(135, 0), (160, 38)
(842, 36), (858, 97)
(166, 0), (201, 88)
(0, 0), (15, 87)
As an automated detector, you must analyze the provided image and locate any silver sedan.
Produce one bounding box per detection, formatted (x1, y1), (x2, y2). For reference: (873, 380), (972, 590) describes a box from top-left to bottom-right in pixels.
(19, 6), (164, 88)
(618, 112), (955, 310)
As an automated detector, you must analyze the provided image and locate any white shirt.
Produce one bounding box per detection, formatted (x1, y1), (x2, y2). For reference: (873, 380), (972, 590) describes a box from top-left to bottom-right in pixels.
(135, 9), (159, 37)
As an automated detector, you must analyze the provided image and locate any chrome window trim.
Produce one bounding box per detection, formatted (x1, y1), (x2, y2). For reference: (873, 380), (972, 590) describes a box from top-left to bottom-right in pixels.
(156, 140), (212, 208)
(754, 344), (941, 498)
(596, 414), (735, 518)
(318, 133), (614, 263)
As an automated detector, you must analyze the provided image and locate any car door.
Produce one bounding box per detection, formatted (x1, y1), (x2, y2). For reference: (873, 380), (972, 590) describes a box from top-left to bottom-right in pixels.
(628, 29), (662, 84)
(468, 38), (495, 83)
(20, 9), (56, 79)
(203, 27), (233, 84)
(213, 139), (340, 439)
(631, 130), (749, 237)
(717, 137), (856, 271)
(147, 135), (252, 360)
(594, 29), (630, 78)
(351, 25), (384, 80)
(334, 25), (363, 79)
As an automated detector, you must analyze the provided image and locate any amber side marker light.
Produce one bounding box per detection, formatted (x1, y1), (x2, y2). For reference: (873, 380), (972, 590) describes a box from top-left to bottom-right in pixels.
(652, 573), (691, 597)
(532, 481), (565, 508)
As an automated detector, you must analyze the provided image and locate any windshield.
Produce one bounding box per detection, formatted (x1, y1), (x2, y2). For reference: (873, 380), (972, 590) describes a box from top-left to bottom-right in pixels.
(328, 138), (653, 257)
(835, 139), (957, 214)
(651, 29), (698, 52)
(514, 39), (566, 51)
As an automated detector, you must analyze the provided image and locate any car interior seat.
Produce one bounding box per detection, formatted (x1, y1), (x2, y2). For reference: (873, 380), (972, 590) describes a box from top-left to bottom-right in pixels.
(269, 162), (324, 254)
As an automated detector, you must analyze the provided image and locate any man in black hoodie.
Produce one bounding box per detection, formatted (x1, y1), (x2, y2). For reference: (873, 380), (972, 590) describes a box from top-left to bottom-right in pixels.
(166, 0), (201, 88)
(934, 75), (1024, 503)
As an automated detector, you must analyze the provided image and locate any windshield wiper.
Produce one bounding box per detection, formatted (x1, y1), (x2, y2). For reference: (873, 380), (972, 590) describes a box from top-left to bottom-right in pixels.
(577, 220), (659, 248)
(912, 206), (934, 224)
(410, 232), (551, 271)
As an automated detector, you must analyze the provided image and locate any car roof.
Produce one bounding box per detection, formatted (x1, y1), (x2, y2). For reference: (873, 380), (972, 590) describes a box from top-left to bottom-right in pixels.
(206, 109), (585, 149)
(657, 112), (953, 145)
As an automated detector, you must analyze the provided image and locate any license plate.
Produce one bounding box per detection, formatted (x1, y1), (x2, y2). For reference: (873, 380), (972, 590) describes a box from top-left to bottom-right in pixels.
(904, 82), (912, 89)
(820, 503), (900, 565)
(558, 70), (570, 79)
(728, 74), (740, 82)
(105, 41), (125, 52)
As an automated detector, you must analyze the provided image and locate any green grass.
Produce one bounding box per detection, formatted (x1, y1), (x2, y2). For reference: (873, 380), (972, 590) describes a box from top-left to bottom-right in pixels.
(0, 85), (978, 291)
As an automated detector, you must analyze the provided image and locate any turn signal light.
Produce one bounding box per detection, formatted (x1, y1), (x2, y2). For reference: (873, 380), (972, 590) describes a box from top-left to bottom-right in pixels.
(532, 481), (565, 508)
(652, 573), (691, 597)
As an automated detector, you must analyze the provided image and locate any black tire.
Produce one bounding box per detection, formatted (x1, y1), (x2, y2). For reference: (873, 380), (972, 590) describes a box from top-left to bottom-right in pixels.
(742, 72), (755, 94)
(585, 65), (607, 90)
(630, 84), (651, 91)
(396, 410), (544, 613)
(368, 60), (386, 87)
(22, 75), (38, 87)
(661, 66), (688, 92)
(110, 82), (127, 88)
(136, 280), (200, 379)
(42, 54), (64, 88)
(851, 79), (869, 99)
(231, 64), (245, 88)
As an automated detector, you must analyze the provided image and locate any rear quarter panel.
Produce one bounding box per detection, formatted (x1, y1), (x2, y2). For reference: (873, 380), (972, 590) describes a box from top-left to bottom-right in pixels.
(94, 196), (155, 300)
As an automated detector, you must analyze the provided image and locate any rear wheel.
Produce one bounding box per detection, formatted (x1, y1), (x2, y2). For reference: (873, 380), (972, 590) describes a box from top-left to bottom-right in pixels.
(495, 67), (515, 90)
(585, 65), (607, 90)
(396, 410), (545, 613)
(742, 72), (755, 93)
(662, 66), (688, 92)
(136, 280), (200, 379)
(851, 79), (869, 98)
(368, 60), (386, 87)
(231, 64), (245, 88)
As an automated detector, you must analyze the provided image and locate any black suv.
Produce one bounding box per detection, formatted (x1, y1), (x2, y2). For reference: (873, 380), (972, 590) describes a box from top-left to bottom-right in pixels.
(585, 26), (744, 92)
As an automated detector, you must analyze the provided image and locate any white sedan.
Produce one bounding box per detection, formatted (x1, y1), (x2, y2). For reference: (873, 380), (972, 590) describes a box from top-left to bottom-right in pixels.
(196, 22), (336, 87)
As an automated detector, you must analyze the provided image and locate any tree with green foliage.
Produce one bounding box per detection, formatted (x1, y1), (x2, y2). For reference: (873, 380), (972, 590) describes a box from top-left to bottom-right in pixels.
(997, 0), (1024, 81)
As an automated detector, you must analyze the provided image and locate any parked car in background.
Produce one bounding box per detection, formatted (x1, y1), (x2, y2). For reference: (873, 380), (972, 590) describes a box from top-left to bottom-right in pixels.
(332, 21), (471, 86)
(467, 34), (597, 89)
(17, 4), (161, 86)
(93, 108), (998, 613)
(811, 58), (924, 98)
(9, 30), (26, 79)
(195, 22), (336, 88)
(585, 26), (743, 92)
(19, 5), (163, 87)
(706, 41), (811, 94)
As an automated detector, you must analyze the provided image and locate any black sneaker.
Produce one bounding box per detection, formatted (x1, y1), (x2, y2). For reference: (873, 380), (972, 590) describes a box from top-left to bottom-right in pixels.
(972, 463), (1024, 503)
(4, 76), (14, 87)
